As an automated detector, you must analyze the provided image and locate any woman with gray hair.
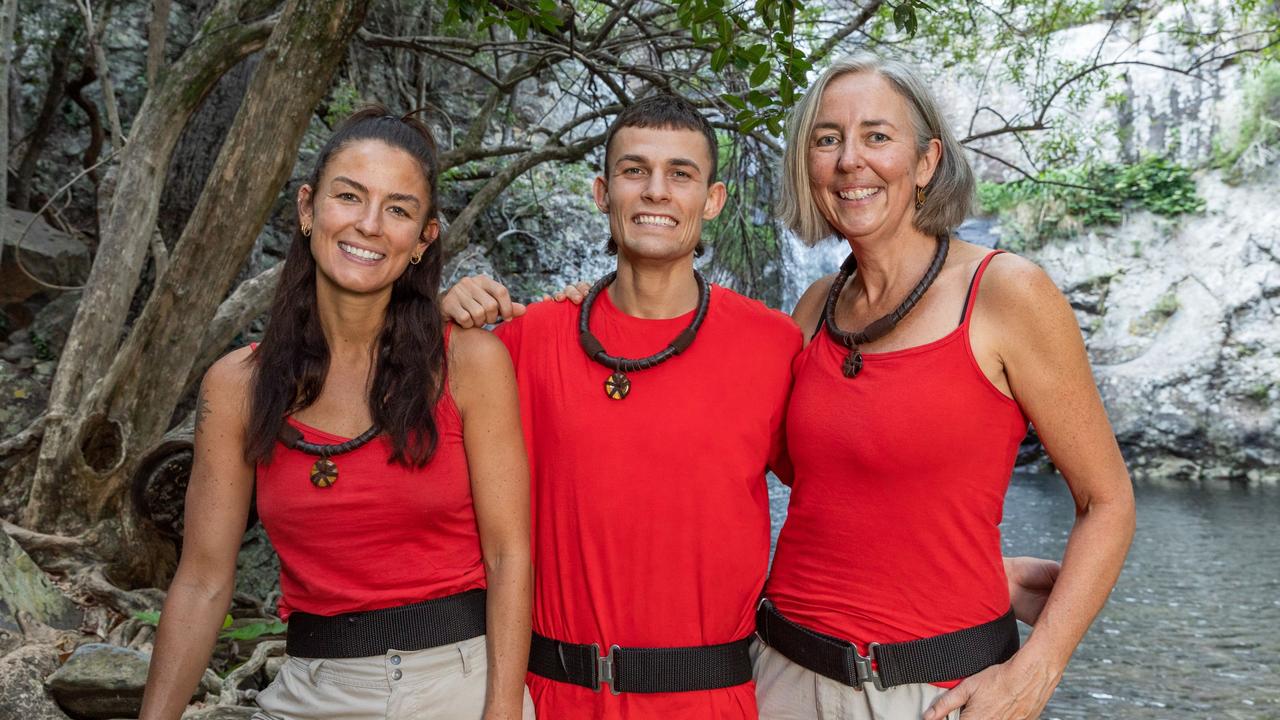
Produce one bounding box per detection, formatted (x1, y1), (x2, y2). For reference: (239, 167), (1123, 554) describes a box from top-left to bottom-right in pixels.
(754, 54), (1136, 720)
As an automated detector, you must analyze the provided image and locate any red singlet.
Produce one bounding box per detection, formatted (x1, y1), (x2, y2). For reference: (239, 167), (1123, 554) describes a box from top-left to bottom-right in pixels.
(765, 251), (1027, 687)
(496, 286), (800, 719)
(255, 331), (485, 620)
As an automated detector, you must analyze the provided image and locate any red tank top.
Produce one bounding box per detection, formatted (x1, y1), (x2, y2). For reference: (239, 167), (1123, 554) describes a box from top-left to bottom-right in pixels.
(765, 251), (1027, 686)
(254, 329), (485, 619)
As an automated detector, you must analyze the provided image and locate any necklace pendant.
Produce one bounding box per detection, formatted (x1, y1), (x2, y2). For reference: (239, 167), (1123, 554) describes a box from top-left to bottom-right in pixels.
(310, 457), (338, 488)
(604, 371), (631, 400)
(842, 350), (864, 379)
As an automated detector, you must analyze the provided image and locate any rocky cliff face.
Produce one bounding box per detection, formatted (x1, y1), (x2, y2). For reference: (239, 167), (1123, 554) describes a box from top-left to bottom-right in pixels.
(1024, 169), (1279, 482)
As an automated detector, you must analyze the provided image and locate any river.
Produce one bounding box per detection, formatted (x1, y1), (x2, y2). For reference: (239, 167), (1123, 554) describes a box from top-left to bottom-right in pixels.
(766, 473), (1280, 719)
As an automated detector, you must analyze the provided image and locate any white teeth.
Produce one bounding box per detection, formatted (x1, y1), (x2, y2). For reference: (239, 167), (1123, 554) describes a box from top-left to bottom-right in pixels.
(338, 242), (385, 260)
(634, 214), (677, 227)
(838, 188), (881, 200)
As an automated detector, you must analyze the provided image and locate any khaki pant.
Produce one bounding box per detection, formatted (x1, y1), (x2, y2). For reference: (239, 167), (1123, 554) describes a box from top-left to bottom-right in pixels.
(753, 641), (959, 720)
(252, 635), (535, 719)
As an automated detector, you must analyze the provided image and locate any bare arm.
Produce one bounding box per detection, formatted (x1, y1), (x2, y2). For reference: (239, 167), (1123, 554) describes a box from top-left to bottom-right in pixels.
(927, 256), (1135, 720)
(449, 328), (533, 720)
(140, 348), (256, 720)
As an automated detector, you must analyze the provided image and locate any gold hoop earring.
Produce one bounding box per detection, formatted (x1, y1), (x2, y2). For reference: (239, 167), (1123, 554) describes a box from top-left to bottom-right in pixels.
(301, 222), (312, 237)
(409, 253), (423, 265)
(915, 187), (927, 209)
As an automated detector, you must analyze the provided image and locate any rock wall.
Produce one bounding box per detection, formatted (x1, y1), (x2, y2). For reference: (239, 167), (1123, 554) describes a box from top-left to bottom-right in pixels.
(1023, 168), (1279, 482)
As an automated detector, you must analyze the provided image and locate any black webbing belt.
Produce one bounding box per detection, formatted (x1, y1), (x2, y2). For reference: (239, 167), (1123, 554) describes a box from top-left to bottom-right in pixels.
(286, 589), (486, 658)
(529, 631), (755, 695)
(755, 599), (1020, 690)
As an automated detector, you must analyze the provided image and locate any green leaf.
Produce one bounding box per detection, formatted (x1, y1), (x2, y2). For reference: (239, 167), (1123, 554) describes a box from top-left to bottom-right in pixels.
(767, 116), (784, 136)
(750, 61), (772, 87)
(219, 621), (288, 642)
(133, 610), (161, 626)
(721, 93), (748, 110)
(222, 614), (233, 629)
(892, 4), (909, 32)
(746, 89), (772, 107)
(711, 46), (729, 72)
(745, 43), (768, 63)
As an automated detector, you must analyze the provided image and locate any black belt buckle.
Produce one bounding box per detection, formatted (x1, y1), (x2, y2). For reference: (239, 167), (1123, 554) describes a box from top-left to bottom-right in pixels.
(591, 643), (622, 695)
(852, 641), (886, 691)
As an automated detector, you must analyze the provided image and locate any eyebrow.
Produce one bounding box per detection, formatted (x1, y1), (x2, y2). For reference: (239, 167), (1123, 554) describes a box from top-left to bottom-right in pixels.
(615, 154), (703, 173)
(811, 119), (898, 132)
(331, 176), (422, 208)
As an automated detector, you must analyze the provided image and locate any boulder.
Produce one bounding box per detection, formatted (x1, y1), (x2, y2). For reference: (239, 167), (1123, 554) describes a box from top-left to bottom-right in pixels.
(234, 524), (280, 603)
(0, 208), (90, 304)
(1024, 169), (1280, 482)
(0, 644), (72, 720)
(44, 643), (150, 719)
(0, 356), (48, 441)
(0, 531), (82, 633)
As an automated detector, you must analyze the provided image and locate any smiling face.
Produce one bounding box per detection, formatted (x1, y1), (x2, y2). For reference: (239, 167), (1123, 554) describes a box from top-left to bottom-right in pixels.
(807, 71), (940, 244)
(593, 126), (726, 264)
(297, 139), (439, 297)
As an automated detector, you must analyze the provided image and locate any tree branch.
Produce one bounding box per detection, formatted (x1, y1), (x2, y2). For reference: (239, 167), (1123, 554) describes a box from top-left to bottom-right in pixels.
(443, 132), (608, 255)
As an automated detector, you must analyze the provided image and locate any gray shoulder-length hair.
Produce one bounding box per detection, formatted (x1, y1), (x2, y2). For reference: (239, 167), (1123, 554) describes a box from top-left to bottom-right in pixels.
(778, 53), (974, 245)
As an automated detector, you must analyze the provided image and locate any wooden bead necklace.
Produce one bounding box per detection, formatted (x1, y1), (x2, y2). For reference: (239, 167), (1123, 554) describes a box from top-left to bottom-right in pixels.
(278, 422), (381, 488)
(822, 233), (950, 378)
(578, 269), (711, 400)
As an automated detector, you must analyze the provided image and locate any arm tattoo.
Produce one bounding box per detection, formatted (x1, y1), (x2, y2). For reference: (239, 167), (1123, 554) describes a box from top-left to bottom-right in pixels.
(195, 384), (212, 435)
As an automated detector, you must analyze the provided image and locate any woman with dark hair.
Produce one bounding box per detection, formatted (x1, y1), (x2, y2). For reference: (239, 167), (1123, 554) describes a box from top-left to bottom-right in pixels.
(139, 107), (533, 720)
(753, 53), (1135, 720)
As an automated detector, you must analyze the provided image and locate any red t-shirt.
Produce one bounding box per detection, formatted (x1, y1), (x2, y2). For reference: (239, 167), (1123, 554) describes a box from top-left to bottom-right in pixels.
(255, 337), (485, 619)
(495, 285), (800, 719)
(765, 251), (1027, 687)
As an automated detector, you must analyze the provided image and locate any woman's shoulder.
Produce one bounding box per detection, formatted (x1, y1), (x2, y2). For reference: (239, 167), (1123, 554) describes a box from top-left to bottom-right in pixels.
(968, 248), (1075, 341)
(976, 249), (1063, 306)
(792, 272), (840, 336)
(446, 325), (514, 378)
(203, 346), (257, 394)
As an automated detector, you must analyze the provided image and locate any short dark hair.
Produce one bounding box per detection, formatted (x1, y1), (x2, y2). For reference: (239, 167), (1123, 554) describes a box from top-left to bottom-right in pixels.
(603, 95), (717, 257)
(603, 94), (719, 183)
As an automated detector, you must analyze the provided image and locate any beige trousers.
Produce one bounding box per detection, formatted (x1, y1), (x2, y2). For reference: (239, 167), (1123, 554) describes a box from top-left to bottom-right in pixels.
(753, 641), (959, 720)
(252, 635), (535, 720)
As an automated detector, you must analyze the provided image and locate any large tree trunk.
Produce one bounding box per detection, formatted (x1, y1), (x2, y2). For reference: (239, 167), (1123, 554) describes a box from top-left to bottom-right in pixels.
(157, 54), (258, 244)
(26, 0), (371, 587)
(25, 0), (279, 535)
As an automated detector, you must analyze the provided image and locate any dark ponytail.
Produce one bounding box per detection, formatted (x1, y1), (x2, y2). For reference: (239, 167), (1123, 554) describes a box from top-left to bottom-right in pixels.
(246, 105), (445, 468)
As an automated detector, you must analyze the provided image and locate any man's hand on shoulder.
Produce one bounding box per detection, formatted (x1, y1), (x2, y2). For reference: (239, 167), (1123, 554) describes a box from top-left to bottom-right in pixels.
(538, 281), (591, 305)
(441, 275), (527, 328)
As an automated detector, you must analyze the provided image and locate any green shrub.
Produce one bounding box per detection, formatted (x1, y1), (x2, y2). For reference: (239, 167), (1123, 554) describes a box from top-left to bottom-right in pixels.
(977, 155), (1204, 249)
(1217, 60), (1280, 180)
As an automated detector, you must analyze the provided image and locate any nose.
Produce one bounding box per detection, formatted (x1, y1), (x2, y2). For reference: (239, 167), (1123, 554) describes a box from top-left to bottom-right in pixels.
(836, 139), (863, 174)
(355, 202), (383, 236)
(641, 173), (671, 203)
